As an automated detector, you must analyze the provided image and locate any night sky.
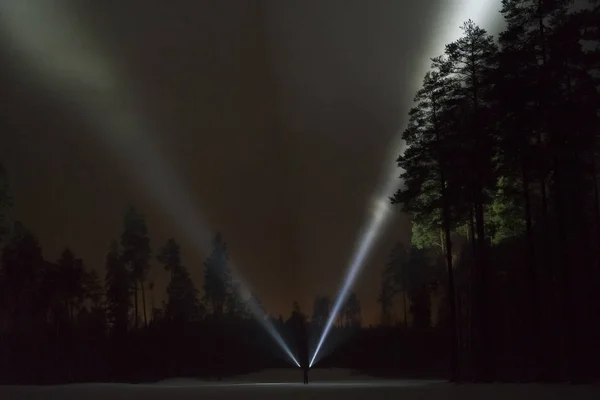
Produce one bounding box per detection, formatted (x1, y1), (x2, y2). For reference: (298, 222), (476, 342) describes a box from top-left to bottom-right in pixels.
(0, 1), (501, 324)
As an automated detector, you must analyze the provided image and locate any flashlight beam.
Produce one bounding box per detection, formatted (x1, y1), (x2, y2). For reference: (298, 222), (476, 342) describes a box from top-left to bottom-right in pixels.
(310, 199), (390, 367)
(240, 280), (301, 367)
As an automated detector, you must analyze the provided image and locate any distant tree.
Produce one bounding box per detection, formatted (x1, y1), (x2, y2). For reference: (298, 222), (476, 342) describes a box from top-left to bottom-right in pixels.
(83, 269), (104, 311)
(403, 247), (434, 331)
(0, 163), (11, 243)
(0, 222), (44, 330)
(81, 269), (106, 337)
(157, 239), (201, 323)
(56, 249), (85, 326)
(120, 206), (151, 328)
(382, 242), (409, 325)
(292, 301), (302, 316)
(203, 233), (230, 319)
(342, 292), (361, 328)
(225, 279), (248, 320)
(377, 283), (393, 327)
(385, 243), (438, 330)
(248, 292), (265, 318)
(166, 267), (202, 323)
(311, 295), (331, 328)
(157, 238), (181, 278)
(38, 260), (69, 340)
(105, 239), (130, 337)
(289, 301), (307, 329)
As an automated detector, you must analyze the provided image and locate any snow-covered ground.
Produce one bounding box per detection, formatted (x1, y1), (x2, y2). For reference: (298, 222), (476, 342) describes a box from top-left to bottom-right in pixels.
(1, 369), (599, 400)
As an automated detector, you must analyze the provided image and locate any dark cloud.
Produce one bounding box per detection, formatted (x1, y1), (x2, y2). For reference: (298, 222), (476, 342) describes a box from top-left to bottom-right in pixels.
(0, 0), (499, 323)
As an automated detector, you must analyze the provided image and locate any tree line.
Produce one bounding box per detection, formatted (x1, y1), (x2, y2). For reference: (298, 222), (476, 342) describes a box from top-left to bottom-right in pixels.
(0, 161), (372, 383)
(387, 0), (600, 382)
(1, 162), (448, 383)
(0, 163), (284, 382)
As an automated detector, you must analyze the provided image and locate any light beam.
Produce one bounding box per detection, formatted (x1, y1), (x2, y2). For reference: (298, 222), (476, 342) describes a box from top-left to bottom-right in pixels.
(309, 0), (501, 367)
(310, 193), (392, 367)
(0, 0), (299, 367)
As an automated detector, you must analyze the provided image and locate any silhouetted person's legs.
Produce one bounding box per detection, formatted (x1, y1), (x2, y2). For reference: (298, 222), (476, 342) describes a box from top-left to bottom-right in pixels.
(303, 368), (308, 384)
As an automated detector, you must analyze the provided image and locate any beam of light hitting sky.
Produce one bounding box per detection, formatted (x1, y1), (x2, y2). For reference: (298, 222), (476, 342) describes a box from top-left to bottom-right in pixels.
(310, 0), (500, 368)
(0, 0), (299, 368)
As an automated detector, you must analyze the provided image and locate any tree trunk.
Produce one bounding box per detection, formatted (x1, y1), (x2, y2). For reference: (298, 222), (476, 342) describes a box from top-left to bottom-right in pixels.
(68, 300), (73, 328)
(150, 285), (155, 316)
(133, 281), (138, 329)
(591, 158), (600, 260)
(141, 280), (147, 328)
(522, 158), (541, 378)
(553, 157), (574, 381)
(403, 291), (408, 327)
(432, 87), (459, 381)
(439, 157), (460, 382)
(469, 207), (477, 255)
(591, 159), (600, 341)
(474, 192), (490, 381)
(468, 205), (476, 368)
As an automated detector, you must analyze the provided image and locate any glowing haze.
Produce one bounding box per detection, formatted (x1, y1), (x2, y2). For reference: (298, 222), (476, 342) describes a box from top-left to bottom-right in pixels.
(310, 0), (501, 367)
(0, 0), (299, 367)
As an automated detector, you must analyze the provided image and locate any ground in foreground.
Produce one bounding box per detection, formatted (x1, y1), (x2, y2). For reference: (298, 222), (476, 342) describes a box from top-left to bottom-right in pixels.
(1, 369), (599, 400)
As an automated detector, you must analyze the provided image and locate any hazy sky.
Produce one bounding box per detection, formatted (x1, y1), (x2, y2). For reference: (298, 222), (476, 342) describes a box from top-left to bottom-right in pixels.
(0, 0), (502, 324)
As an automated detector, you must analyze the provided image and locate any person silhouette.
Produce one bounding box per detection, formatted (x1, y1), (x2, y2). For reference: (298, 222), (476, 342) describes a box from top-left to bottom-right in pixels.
(303, 364), (309, 384)
(292, 308), (310, 384)
(298, 329), (309, 384)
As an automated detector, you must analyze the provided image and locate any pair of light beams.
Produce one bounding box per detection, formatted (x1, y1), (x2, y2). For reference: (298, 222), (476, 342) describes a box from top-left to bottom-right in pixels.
(0, 0), (498, 369)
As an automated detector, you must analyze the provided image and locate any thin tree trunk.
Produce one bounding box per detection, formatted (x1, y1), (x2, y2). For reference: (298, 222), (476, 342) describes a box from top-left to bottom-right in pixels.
(441, 193), (459, 382)
(133, 281), (138, 329)
(474, 192), (490, 381)
(141, 280), (147, 328)
(468, 205), (476, 370)
(68, 299), (75, 381)
(536, 0), (548, 220)
(591, 158), (600, 260)
(435, 133), (460, 382)
(469, 207), (477, 255)
(403, 291), (408, 327)
(553, 157), (574, 381)
(522, 159), (541, 378)
(150, 284), (155, 323)
(68, 300), (73, 328)
(591, 159), (600, 340)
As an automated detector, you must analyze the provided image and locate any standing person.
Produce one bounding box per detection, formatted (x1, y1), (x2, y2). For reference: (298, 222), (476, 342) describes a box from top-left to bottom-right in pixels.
(292, 306), (310, 384)
(299, 332), (309, 384)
